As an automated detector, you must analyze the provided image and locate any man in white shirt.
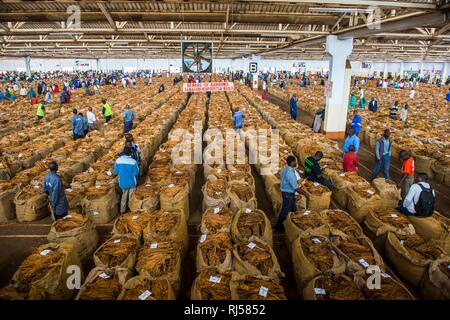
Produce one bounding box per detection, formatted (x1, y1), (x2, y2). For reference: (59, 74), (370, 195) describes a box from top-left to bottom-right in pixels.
(19, 87), (27, 96)
(409, 88), (415, 99)
(396, 173), (435, 216)
(86, 107), (98, 131)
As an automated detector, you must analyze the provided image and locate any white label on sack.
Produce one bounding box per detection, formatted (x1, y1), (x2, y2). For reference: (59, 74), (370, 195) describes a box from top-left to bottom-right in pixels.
(311, 237), (322, 244)
(114, 239), (121, 244)
(199, 234), (207, 243)
(18, 153), (23, 158)
(381, 273), (391, 278)
(168, 184), (175, 188)
(98, 272), (110, 279)
(247, 242), (257, 249)
(313, 182), (320, 187)
(93, 211), (99, 216)
(390, 213), (398, 218)
(314, 288), (326, 295)
(150, 243), (158, 249)
(65, 188), (73, 193)
(40, 249), (52, 256)
(175, 171), (182, 174)
(63, 215), (72, 220)
(231, 170), (236, 173)
(400, 240), (405, 245)
(259, 286), (269, 297)
(283, 150), (289, 154)
(215, 191), (222, 195)
(304, 210), (311, 216)
(339, 173), (346, 177)
(213, 207), (220, 214)
(217, 169), (222, 173)
(96, 185), (101, 189)
(245, 208), (252, 214)
(209, 276), (221, 284)
(106, 171), (112, 176)
(358, 259), (370, 268)
(138, 290), (152, 300)
(34, 185), (40, 189)
(145, 184), (151, 187)
(366, 190), (375, 195)
(132, 215), (139, 220)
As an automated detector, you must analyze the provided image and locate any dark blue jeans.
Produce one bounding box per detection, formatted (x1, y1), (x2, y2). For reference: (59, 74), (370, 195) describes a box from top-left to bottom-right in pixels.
(372, 154), (390, 180)
(276, 192), (297, 228)
(124, 121), (133, 133)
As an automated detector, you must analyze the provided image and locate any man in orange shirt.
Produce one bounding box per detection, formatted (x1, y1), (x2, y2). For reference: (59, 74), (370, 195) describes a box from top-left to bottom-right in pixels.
(343, 145), (358, 173)
(398, 150), (415, 199)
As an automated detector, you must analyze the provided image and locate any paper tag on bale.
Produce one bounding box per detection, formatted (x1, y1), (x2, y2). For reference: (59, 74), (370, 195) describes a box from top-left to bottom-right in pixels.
(366, 189), (375, 195)
(132, 215), (139, 220)
(150, 243), (158, 249)
(213, 207), (220, 214)
(209, 276), (221, 284)
(304, 210), (311, 216)
(40, 249), (52, 256)
(106, 171), (112, 176)
(138, 290), (152, 300)
(314, 288), (326, 295)
(245, 208), (252, 214)
(247, 242), (256, 249)
(358, 259), (370, 268)
(98, 272), (110, 279)
(199, 234), (207, 243)
(63, 215), (72, 220)
(114, 239), (121, 244)
(313, 182), (320, 187)
(259, 286), (269, 297)
(390, 213), (398, 218)
(311, 238), (321, 244)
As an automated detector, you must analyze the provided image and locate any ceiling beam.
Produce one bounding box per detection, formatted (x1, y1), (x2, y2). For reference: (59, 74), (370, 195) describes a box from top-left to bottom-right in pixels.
(98, 3), (116, 30)
(238, 0), (437, 9)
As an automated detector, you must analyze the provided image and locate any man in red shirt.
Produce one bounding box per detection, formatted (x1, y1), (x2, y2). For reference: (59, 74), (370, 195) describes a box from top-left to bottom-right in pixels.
(343, 145), (358, 172)
(398, 150), (415, 199)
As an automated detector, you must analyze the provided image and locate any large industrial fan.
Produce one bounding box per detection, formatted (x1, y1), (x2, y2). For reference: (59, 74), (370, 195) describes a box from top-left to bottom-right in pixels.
(182, 42), (213, 73)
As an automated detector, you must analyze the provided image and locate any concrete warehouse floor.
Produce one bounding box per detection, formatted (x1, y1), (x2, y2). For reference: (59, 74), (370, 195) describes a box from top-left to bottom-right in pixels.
(0, 91), (441, 299)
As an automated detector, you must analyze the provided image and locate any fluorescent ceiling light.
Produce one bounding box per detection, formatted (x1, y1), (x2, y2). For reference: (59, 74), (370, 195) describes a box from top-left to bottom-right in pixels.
(309, 7), (373, 14)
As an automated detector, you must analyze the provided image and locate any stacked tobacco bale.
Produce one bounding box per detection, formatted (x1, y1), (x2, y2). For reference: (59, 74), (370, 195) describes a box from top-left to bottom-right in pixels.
(191, 92), (286, 301)
(237, 83), (392, 224)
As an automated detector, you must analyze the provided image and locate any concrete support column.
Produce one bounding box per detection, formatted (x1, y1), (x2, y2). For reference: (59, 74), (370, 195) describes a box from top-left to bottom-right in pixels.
(442, 62), (448, 80)
(25, 56), (31, 77)
(419, 61), (424, 78)
(400, 61), (404, 79)
(96, 58), (100, 71)
(383, 62), (388, 79)
(323, 35), (353, 141)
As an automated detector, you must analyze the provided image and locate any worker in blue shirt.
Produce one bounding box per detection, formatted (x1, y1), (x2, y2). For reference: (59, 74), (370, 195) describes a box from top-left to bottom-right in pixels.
(372, 129), (392, 181)
(120, 133), (141, 164)
(446, 88), (450, 102)
(343, 128), (360, 154)
(114, 146), (139, 213)
(123, 104), (136, 133)
(42, 161), (69, 220)
(275, 155), (302, 232)
(71, 108), (85, 140)
(233, 107), (245, 135)
(351, 109), (362, 136)
(289, 93), (298, 120)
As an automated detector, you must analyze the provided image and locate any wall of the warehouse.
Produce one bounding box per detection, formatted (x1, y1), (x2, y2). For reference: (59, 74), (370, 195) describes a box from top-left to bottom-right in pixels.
(0, 57), (448, 78)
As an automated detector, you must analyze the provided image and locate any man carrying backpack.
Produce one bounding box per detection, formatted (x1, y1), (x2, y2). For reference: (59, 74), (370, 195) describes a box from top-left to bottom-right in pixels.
(396, 172), (435, 216)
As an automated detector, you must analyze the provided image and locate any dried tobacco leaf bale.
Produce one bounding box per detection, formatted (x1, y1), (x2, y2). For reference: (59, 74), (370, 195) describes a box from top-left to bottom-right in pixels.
(118, 276), (175, 300)
(354, 271), (415, 300)
(346, 185), (382, 223)
(76, 267), (129, 300)
(231, 208), (272, 246)
(300, 180), (331, 212)
(191, 268), (234, 300)
(228, 181), (257, 213)
(233, 237), (283, 280)
(201, 206), (234, 234)
(202, 178), (230, 210)
(128, 183), (159, 212)
(93, 236), (139, 270)
(112, 212), (153, 239)
(197, 232), (233, 271)
(160, 182), (189, 220)
(421, 257), (450, 300)
(230, 274), (287, 300)
(322, 209), (363, 239)
(284, 210), (329, 253)
(304, 274), (364, 300)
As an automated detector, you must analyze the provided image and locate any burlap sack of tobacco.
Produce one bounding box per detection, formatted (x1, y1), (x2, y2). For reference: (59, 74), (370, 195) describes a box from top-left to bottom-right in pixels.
(353, 270), (415, 300)
(20, 153), (41, 169)
(228, 181), (257, 213)
(93, 235), (140, 271)
(14, 186), (49, 222)
(82, 185), (119, 224)
(68, 151), (95, 171)
(284, 210), (330, 254)
(75, 267), (130, 300)
(0, 157), (21, 180)
(328, 171), (366, 208)
(191, 268), (234, 300)
(300, 180), (331, 212)
(142, 209), (188, 255)
(160, 182), (189, 221)
(0, 183), (19, 223)
(407, 212), (449, 242)
(346, 185), (382, 224)
(6, 242), (83, 300)
(267, 180), (282, 217)
(384, 232), (446, 287)
(303, 273), (364, 300)
(202, 177), (231, 211)
(112, 212), (153, 241)
(291, 236), (346, 294)
(363, 209), (415, 256)
(200, 206), (234, 234)
(371, 178), (401, 209)
(128, 183), (159, 213)
(229, 273), (287, 300)
(135, 241), (183, 297)
(331, 234), (385, 275)
(231, 208), (272, 246)
(431, 160), (450, 186)
(321, 209), (364, 239)
(196, 232), (233, 272)
(420, 257), (450, 300)
(411, 151), (435, 179)
(228, 170), (255, 191)
(47, 212), (99, 260)
(117, 275), (176, 300)
(232, 236), (284, 281)
(58, 161), (85, 186)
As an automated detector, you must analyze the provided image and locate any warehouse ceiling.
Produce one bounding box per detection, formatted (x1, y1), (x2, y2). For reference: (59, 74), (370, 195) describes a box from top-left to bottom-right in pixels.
(0, 0), (449, 61)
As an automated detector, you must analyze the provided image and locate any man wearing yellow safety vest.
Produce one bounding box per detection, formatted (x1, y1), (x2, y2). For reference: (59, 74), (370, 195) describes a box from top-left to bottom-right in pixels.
(102, 98), (113, 123)
(36, 100), (46, 120)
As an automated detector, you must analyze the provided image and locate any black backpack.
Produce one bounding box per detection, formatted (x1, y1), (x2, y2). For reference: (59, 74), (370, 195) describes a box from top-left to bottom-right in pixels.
(414, 184), (435, 217)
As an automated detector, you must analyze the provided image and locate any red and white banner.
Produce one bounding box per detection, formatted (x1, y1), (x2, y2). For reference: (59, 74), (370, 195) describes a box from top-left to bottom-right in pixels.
(183, 82), (234, 92)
